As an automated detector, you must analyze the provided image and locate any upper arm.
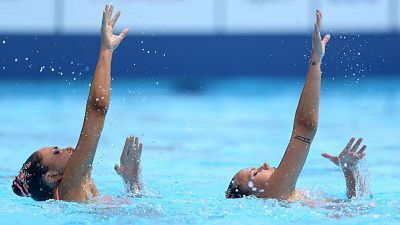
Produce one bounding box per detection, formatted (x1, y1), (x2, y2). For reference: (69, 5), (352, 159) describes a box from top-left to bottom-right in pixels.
(58, 103), (107, 201)
(261, 125), (315, 199)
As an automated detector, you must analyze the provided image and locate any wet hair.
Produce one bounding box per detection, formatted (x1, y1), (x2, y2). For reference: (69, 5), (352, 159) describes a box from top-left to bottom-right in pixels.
(225, 179), (252, 198)
(12, 151), (54, 201)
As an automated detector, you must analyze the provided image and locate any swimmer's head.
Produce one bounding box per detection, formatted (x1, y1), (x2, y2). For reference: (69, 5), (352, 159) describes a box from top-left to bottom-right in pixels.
(12, 146), (73, 201)
(226, 162), (276, 198)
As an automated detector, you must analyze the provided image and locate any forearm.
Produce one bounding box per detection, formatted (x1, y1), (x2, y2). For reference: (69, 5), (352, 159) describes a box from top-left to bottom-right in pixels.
(88, 48), (112, 110)
(293, 58), (321, 135)
(122, 174), (141, 193)
(342, 167), (357, 199)
(61, 49), (113, 186)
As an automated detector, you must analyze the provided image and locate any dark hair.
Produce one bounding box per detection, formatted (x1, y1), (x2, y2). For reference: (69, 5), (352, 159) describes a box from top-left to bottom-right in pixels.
(12, 151), (54, 201)
(225, 179), (252, 198)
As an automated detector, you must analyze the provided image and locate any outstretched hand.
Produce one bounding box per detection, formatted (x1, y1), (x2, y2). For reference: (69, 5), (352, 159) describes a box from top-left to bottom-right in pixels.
(115, 134), (143, 192)
(321, 137), (367, 169)
(101, 4), (129, 52)
(311, 10), (330, 62)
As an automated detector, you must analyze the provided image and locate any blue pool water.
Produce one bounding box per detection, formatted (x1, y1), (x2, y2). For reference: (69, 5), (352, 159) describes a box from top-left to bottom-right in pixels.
(0, 76), (399, 225)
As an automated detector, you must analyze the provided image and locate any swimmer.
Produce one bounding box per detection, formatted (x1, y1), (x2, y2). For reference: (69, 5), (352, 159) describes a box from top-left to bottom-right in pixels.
(226, 10), (367, 200)
(11, 5), (142, 201)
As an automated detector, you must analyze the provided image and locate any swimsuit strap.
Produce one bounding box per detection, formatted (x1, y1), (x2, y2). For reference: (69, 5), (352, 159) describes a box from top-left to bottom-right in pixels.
(54, 187), (60, 200)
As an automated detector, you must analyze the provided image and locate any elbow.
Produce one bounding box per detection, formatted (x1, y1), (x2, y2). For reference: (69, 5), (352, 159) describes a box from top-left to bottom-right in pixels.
(88, 97), (109, 115)
(295, 118), (318, 136)
(88, 89), (110, 114)
(94, 101), (109, 114)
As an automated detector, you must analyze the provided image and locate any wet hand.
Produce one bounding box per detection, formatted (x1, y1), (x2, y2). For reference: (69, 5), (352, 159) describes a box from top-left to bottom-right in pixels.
(321, 137), (367, 169)
(311, 10), (330, 63)
(115, 134), (143, 190)
(101, 4), (129, 52)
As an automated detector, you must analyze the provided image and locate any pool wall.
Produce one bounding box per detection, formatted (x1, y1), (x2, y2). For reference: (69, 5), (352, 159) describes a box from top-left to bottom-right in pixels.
(0, 34), (399, 79)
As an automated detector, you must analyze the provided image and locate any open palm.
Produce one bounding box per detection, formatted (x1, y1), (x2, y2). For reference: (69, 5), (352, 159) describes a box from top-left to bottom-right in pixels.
(101, 5), (129, 51)
(322, 137), (367, 168)
(115, 134), (143, 192)
(311, 10), (330, 62)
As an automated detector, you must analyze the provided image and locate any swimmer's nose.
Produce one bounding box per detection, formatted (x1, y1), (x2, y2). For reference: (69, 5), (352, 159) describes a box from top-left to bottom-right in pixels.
(63, 147), (74, 154)
(259, 162), (270, 170)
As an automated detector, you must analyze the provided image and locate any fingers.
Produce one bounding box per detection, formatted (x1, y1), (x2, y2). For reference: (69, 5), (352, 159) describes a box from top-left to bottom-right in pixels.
(109, 11), (121, 28)
(102, 5), (108, 27)
(108, 5), (114, 21)
(321, 152), (339, 165)
(128, 135), (134, 154)
(358, 151), (366, 159)
(344, 137), (355, 151)
(316, 10), (322, 29)
(102, 4), (118, 26)
(114, 164), (121, 175)
(321, 152), (335, 159)
(118, 28), (130, 40)
(322, 34), (331, 46)
(358, 145), (367, 155)
(122, 136), (130, 156)
(137, 143), (143, 159)
(134, 136), (139, 146)
(350, 138), (363, 152)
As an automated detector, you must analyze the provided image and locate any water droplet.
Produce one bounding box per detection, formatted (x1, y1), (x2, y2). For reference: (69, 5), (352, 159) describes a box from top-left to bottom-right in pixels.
(14, 58), (18, 62)
(248, 181), (254, 188)
(2, 40), (5, 44)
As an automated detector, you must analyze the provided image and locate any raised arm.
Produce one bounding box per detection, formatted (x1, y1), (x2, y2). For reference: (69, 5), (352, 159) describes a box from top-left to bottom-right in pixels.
(322, 137), (367, 199)
(58, 5), (129, 201)
(261, 10), (330, 199)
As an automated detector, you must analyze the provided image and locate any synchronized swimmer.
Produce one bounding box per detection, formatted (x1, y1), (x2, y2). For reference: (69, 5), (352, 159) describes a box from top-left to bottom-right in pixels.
(12, 5), (367, 202)
(225, 10), (367, 201)
(12, 5), (141, 201)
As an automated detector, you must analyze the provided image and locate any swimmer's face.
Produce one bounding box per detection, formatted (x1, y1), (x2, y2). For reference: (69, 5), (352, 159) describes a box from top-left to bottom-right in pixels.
(38, 146), (74, 175)
(233, 162), (276, 196)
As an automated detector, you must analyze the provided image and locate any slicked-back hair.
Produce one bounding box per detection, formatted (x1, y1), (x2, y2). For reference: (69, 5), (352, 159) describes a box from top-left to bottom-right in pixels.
(225, 179), (251, 198)
(12, 151), (54, 201)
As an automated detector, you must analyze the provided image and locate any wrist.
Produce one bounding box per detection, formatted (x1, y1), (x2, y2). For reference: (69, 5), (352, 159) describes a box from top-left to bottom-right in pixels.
(340, 162), (357, 171)
(100, 46), (114, 54)
(310, 54), (322, 65)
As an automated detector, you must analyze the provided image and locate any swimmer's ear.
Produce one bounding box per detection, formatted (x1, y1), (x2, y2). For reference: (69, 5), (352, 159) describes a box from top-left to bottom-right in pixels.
(44, 171), (63, 184)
